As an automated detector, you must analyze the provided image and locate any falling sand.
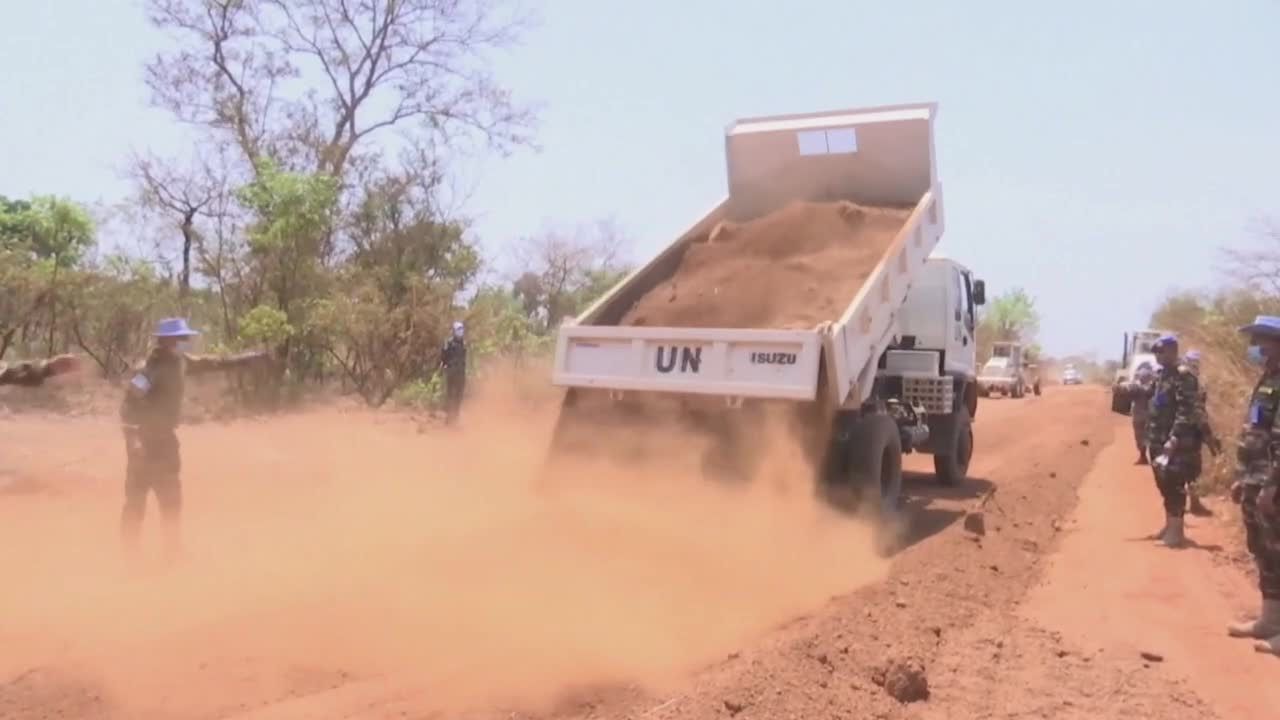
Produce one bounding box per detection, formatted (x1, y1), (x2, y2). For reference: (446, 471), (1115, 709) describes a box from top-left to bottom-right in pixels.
(0, 365), (889, 718)
(621, 200), (911, 330)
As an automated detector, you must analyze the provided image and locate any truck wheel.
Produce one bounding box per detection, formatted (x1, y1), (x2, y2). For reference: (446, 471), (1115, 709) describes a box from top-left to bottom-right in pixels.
(933, 406), (973, 486)
(824, 414), (902, 522)
(849, 414), (903, 520)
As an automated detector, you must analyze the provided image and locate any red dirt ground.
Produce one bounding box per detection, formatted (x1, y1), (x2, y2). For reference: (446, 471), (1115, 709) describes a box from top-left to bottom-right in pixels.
(0, 384), (1273, 719)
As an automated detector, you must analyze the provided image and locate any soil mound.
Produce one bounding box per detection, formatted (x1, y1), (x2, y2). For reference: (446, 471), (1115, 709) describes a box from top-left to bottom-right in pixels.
(621, 200), (911, 330)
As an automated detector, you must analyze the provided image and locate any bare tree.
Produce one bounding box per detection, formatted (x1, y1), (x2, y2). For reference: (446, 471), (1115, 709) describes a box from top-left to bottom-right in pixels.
(511, 219), (632, 330)
(1221, 217), (1280, 298)
(144, 0), (535, 180)
(130, 151), (226, 308)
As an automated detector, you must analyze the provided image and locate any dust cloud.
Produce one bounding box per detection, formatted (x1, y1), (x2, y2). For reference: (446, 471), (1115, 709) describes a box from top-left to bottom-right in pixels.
(0, 367), (888, 716)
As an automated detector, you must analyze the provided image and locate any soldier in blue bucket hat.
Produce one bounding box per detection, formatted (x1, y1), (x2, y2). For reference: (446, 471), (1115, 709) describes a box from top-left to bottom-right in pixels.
(119, 317), (272, 561)
(1144, 334), (1203, 547)
(1227, 315), (1280, 654)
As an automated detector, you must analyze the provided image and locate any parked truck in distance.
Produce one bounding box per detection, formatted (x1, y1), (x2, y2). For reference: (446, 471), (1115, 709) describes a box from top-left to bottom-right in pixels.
(547, 102), (986, 532)
(978, 341), (1031, 398)
(1110, 329), (1169, 414)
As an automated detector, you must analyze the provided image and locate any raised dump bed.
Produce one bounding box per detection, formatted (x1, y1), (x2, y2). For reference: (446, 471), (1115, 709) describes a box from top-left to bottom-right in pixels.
(552, 103), (949, 410)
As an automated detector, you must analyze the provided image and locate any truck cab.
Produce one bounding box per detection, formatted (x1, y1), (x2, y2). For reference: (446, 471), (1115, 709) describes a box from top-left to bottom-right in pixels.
(894, 254), (982, 383)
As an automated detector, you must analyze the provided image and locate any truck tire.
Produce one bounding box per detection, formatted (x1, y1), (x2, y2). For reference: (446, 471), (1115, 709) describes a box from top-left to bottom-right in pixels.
(823, 413), (902, 521)
(849, 414), (904, 520)
(933, 406), (973, 486)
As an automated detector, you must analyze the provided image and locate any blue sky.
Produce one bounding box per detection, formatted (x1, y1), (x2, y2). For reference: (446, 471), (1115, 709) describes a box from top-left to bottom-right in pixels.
(2, 1), (1278, 357)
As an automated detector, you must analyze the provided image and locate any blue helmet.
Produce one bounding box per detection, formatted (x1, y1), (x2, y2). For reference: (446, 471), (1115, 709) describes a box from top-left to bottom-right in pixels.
(153, 317), (199, 338)
(1239, 315), (1280, 338)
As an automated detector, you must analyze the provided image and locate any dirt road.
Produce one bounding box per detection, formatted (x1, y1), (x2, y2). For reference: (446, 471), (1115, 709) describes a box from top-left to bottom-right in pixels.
(0, 385), (1271, 718)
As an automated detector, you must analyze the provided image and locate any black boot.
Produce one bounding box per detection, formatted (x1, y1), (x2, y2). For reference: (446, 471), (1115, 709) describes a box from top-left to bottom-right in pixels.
(1136, 450), (1149, 466)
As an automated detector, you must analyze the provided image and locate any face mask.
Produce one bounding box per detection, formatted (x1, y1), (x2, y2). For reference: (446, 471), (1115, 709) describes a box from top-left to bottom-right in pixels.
(1248, 345), (1266, 366)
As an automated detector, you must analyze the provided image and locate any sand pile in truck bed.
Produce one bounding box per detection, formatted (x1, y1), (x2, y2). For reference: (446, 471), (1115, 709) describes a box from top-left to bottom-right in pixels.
(621, 200), (912, 330)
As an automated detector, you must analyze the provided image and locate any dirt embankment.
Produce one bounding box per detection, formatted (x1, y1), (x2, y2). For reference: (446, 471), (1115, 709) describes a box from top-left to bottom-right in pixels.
(621, 200), (911, 330)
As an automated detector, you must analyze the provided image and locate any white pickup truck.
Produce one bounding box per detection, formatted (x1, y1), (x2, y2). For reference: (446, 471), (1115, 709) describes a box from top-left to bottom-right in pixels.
(549, 102), (985, 519)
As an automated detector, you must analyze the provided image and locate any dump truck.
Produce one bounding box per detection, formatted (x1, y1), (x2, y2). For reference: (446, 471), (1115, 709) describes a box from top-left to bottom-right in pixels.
(977, 341), (1029, 398)
(547, 102), (985, 522)
(1110, 329), (1169, 414)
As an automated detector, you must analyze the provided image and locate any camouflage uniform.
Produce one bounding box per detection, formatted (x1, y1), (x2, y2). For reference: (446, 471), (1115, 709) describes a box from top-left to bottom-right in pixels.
(1127, 374), (1155, 460)
(1145, 363), (1202, 519)
(120, 347), (267, 554)
(0, 358), (58, 387)
(1235, 368), (1280, 603)
(1183, 371), (1219, 512)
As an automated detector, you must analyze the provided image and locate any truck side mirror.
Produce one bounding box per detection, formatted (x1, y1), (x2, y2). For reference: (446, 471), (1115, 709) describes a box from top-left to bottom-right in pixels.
(973, 279), (986, 306)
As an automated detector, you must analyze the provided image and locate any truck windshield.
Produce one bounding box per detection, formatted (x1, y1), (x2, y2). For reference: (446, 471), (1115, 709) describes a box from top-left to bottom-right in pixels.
(992, 345), (1012, 357)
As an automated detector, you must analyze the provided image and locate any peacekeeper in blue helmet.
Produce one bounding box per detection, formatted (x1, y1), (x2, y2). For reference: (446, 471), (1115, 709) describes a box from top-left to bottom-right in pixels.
(1144, 334), (1202, 547)
(119, 317), (273, 562)
(1227, 315), (1280, 655)
(1127, 361), (1156, 465)
(1178, 350), (1219, 516)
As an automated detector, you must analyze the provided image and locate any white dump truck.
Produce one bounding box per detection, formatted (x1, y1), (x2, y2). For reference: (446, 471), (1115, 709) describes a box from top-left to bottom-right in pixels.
(548, 102), (985, 520)
(1110, 329), (1170, 414)
(978, 341), (1030, 398)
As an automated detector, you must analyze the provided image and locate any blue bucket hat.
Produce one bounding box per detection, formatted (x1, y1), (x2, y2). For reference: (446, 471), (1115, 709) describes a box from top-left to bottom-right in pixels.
(1239, 315), (1280, 338)
(1152, 334), (1178, 350)
(153, 317), (200, 338)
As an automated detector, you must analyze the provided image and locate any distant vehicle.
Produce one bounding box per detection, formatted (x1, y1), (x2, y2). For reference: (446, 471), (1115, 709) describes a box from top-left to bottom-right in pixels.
(1110, 328), (1171, 414)
(978, 341), (1030, 398)
(1062, 365), (1083, 385)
